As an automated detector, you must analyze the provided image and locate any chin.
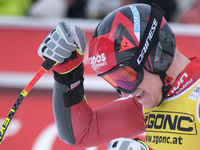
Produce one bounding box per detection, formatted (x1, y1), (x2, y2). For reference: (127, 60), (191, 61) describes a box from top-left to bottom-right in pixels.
(143, 105), (155, 110)
(138, 97), (156, 110)
(143, 95), (162, 109)
(142, 101), (158, 109)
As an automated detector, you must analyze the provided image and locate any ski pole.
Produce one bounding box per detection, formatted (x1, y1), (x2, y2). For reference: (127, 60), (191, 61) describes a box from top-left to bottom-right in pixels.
(0, 58), (56, 144)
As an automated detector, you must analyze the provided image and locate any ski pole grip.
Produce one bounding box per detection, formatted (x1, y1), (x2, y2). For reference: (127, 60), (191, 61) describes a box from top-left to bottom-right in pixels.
(41, 58), (56, 71)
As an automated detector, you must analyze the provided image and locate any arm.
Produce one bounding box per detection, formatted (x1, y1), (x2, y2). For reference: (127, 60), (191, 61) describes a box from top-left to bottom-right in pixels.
(70, 96), (145, 148)
(53, 81), (145, 148)
(38, 21), (145, 148)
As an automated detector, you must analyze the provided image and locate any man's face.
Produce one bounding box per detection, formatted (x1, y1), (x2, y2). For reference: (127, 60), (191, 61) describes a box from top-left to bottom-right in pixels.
(121, 68), (163, 109)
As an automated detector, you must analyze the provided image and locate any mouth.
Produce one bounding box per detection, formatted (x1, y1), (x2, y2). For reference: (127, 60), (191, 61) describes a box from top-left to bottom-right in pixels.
(136, 91), (144, 98)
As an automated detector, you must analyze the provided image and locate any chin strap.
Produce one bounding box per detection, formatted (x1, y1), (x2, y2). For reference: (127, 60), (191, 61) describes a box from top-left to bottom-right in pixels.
(157, 72), (173, 106)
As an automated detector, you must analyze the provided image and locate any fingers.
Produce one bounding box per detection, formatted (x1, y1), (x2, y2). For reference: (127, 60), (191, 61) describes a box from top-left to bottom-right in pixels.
(72, 26), (87, 54)
(58, 21), (74, 44)
(38, 21), (77, 63)
(38, 21), (87, 64)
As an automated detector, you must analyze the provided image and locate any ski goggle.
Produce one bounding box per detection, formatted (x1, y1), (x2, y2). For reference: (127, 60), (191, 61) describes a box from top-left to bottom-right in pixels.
(99, 64), (144, 94)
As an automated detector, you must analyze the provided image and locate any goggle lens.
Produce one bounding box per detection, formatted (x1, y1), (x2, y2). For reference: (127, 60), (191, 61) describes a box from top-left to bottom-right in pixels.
(102, 65), (142, 93)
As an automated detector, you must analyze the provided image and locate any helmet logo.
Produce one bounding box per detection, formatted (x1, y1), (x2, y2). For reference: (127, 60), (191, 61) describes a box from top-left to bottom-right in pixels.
(119, 35), (135, 52)
(89, 53), (107, 71)
(137, 18), (158, 65)
(129, 5), (140, 42)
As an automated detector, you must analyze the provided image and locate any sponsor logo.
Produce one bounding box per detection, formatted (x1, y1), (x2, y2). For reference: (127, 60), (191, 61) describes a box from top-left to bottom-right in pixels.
(129, 6), (140, 41)
(137, 18), (158, 65)
(0, 109), (16, 142)
(197, 97), (200, 124)
(146, 135), (183, 145)
(60, 22), (71, 37)
(189, 84), (200, 101)
(89, 53), (107, 70)
(169, 73), (193, 95)
(171, 73), (188, 93)
(119, 35), (135, 52)
(144, 111), (197, 135)
(0, 118), (21, 142)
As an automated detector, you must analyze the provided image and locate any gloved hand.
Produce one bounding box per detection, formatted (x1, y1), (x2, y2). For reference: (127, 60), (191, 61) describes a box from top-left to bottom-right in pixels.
(38, 21), (86, 85)
(107, 138), (149, 150)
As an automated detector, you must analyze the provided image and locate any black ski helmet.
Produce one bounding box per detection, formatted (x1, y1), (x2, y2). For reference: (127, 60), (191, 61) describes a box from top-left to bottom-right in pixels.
(89, 3), (175, 75)
(89, 3), (175, 101)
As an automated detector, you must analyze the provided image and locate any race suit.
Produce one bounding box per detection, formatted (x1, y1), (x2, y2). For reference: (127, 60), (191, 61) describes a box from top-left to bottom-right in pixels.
(144, 57), (200, 149)
(53, 57), (200, 149)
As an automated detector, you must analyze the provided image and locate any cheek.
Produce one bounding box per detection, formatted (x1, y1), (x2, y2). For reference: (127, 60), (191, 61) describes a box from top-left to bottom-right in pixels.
(144, 79), (163, 100)
(142, 70), (163, 93)
(149, 87), (163, 106)
(139, 71), (163, 108)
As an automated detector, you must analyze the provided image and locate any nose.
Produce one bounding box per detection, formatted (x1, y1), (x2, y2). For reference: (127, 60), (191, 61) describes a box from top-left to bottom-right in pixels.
(121, 91), (130, 98)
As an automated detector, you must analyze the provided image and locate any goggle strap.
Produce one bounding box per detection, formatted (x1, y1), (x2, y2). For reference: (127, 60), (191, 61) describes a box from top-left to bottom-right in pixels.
(130, 4), (163, 70)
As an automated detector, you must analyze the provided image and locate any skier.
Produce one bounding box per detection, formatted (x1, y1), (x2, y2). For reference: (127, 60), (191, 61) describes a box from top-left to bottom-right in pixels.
(38, 3), (200, 150)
